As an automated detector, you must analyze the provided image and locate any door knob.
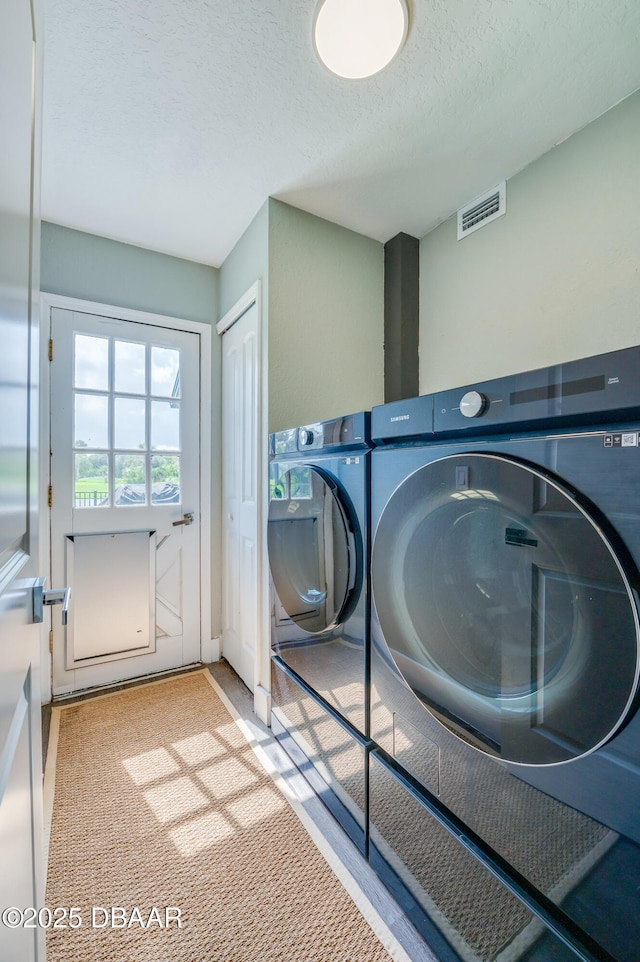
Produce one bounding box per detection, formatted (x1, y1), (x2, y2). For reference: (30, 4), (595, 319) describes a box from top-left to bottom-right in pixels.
(32, 577), (71, 626)
(172, 512), (194, 527)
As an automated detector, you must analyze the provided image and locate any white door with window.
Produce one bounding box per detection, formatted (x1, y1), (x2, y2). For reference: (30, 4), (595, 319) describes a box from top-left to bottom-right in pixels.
(49, 308), (202, 695)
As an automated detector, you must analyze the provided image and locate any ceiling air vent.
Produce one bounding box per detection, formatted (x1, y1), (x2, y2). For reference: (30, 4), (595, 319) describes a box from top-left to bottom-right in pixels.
(457, 182), (506, 239)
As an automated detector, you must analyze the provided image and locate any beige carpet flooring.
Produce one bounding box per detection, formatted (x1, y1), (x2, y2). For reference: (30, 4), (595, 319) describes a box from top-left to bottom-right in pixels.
(45, 671), (392, 962)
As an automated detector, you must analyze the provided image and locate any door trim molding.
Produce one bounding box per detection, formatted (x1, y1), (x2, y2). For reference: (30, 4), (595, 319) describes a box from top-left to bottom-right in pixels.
(39, 292), (213, 703)
(216, 281), (260, 336)
(217, 281), (271, 723)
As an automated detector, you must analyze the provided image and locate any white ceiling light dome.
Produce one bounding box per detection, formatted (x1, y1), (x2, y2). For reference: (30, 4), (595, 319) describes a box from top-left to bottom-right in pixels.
(313, 0), (409, 80)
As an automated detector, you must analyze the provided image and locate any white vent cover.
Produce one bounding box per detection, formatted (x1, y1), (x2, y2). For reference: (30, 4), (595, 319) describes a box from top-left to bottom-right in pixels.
(457, 182), (506, 239)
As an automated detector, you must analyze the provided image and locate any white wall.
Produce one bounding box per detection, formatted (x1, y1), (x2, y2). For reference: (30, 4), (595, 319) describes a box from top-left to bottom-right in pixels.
(419, 90), (640, 394)
(268, 199), (384, 432)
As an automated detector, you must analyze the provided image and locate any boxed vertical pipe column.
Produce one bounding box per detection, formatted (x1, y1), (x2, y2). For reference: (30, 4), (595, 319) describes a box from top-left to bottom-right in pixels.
(384, 232), (419, 403)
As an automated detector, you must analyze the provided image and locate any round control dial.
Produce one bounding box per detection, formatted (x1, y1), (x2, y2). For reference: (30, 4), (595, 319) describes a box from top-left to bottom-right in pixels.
(299, 428), (314, 446)
(459, 390), (487, 419)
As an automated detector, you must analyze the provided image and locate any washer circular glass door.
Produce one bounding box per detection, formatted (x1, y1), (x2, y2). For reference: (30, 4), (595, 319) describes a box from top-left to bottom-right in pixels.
(268, 465), (360, 634)
(372, 453), (640, 765)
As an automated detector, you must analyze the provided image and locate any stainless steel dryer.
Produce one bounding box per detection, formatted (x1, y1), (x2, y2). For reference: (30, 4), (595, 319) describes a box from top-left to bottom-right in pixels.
(368, 347), (640, 962)
(268, 412), (371, 850)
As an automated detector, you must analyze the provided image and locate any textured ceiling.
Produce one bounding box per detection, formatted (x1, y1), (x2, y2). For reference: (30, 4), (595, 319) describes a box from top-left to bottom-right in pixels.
(42, 0), (640, 267)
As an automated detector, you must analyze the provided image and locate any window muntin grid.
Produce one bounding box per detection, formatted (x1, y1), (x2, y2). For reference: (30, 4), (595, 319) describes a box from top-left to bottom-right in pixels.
(73, 335), (182, 508)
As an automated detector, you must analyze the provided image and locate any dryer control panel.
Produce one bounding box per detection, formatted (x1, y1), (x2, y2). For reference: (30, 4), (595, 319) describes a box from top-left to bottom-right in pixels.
(298, 423), (323, 450)
(270, 412), (370, 457)
(434, 345), (640, 435)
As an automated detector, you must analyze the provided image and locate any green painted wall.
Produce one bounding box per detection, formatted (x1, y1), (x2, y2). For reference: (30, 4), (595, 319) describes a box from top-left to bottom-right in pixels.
(217, 199), (384, 434)
(41, 222), (218, 324)
(420, 90), (640, 393)
(268, 199), (384, 432)
(218, 202), (269, 321)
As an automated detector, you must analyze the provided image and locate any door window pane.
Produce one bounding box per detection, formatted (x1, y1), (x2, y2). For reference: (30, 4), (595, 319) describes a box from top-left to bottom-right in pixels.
(151, 401), (180, 450)
(115, 397), (146, 450)
(74, 452), (108, 508)
(114, 454), (147, 505)
(151, 455), (180, 504)
(74, 334), (108, 390)
(151, 347), (180, 398)
(74, 393), (109, 448)
(71, 331), (192, 509)
(115, 340), (146, 395)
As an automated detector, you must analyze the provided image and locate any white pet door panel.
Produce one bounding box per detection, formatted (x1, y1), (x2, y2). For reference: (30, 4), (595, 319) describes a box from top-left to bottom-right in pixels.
(65, 530), (156, 667)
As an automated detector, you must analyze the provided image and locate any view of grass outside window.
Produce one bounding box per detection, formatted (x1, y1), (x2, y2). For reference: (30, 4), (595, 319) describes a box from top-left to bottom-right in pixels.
(74, 448), (180, 506)
(73, 334), (182, 507)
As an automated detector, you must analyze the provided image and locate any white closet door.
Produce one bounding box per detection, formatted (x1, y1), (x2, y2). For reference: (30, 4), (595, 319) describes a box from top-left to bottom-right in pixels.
(221, 302), (259, 690)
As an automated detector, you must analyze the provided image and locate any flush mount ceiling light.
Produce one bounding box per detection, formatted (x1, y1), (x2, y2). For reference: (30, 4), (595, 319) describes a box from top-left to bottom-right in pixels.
(313, 0), (409, 80)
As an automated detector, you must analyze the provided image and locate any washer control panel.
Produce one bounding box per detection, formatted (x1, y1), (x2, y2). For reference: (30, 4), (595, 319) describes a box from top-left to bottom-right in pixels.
(434, 345), (640, 435)
(371, 394), (434, 443)
(459, 390), (487, 418)
(297, 423), (322, 450)
(299, 427), (316, 446)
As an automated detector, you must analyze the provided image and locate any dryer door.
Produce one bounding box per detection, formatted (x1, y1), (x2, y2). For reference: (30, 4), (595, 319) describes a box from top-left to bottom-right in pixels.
(268, 464), (360, 634)
(372, 453), (640, 765)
